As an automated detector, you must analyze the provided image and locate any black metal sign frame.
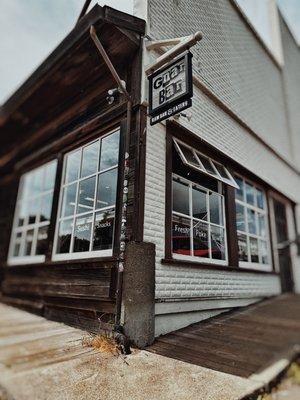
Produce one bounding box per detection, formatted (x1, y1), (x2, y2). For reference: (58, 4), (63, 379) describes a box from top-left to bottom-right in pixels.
(148, 51), (193, 125)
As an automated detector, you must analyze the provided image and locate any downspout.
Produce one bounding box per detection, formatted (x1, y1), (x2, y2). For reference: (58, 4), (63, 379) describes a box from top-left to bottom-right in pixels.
(90, 26), (132, 327)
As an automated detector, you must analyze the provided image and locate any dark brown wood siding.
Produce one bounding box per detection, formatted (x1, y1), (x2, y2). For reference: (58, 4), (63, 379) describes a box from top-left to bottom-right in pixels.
(0, 7), (145, 332)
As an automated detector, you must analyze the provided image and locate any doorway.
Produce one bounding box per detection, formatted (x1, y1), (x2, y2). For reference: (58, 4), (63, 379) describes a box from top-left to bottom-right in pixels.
(271, 197), (294, 292)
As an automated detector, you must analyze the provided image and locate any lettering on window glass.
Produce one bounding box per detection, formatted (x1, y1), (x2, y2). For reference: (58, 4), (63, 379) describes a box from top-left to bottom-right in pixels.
(172, 175), (227, 262)
(54, 130), (120, 258)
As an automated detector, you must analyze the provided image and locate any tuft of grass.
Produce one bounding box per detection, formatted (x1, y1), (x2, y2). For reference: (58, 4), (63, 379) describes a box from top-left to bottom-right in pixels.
(82, 333), (119, 356)
(285, 362), (300, 385)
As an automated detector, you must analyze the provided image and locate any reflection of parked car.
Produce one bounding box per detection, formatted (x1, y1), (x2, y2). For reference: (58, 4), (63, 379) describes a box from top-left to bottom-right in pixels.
(173, 235), (224, 259)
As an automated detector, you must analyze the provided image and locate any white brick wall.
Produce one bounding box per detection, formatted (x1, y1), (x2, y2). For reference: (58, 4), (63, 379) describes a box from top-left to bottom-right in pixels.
(144, 106), (283, 301)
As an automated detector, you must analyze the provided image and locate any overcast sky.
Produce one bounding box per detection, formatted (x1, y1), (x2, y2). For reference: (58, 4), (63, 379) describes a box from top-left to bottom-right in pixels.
(0, 0), (299, 105)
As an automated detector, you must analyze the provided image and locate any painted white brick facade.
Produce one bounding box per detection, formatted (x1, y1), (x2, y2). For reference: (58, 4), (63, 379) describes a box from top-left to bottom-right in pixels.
(142, 0), (300, 333)
(144, 118), (281, 302)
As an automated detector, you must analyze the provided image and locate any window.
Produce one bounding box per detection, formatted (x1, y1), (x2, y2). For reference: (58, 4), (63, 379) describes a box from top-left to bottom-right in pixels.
(174, 139), (239, 189)
(172, 174), (227, 264)
(235, 175), (271, 270)
(8, 160), (57, 265)
(53, 129), (120, 260)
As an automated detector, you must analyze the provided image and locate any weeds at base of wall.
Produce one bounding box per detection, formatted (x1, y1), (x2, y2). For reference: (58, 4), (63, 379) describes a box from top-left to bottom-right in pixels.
(243, 358), (300, 400)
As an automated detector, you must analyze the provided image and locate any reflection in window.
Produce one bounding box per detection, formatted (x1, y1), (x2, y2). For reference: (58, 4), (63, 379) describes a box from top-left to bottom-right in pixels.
(54, 130), (120, 257)
(77, 176), (96, 214)
(97, 169), (118, 209)
(172, 175), (226, 262)
(57, 219), (73, 254)
(235, 175), (270, 267)
(192, 187), (207, 220)
(211, 225), (226, 260)
(172, 214), (191, 256)
(193, 221), (209, 258)
(173, 178), (189, 215)
(8, 160), (57, 263)
(93, 210), (115, 251)
(74, 214), (93, 252)
(237, 233), (248, 262)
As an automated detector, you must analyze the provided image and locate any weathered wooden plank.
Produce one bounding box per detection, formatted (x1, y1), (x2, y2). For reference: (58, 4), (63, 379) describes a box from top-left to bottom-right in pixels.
(149, 295), (300, 377)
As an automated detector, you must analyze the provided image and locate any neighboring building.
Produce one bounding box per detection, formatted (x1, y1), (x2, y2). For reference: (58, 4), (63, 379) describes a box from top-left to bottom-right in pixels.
(0, 1), (299, 346)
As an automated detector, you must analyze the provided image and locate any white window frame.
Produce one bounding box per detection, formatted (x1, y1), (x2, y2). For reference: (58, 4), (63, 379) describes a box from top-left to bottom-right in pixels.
(235, 174), (272, 271)
(172, 173), (228, 266)
(7, 160), (57, 266)
(52, 129), (120, 261)
(174, 138), (239, 189)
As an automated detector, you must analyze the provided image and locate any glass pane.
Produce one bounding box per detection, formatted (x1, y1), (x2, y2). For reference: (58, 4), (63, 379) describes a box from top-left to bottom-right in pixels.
(172, 214), (191, 256)
(44, 161), (57, 191)
(237, 233), (248, 262)
(246, 183), (255, 205)
(256, 189), (264, 209)
(62, 183), (77, 217)
(258, 213), (266, 237)
(235, 176), (244, 201)
(17, 201), (28, 227)
(73, 214), (93, 252)
(209, 193), (223, 226)
(65, 150), (81, 183)
(211, 225), (226, 260)
(77, 176), (96, 214)
(214, 163), (229, 180)
(28, 198), (40, 225)
(81, 141), (99, 178)
(24, 229), (34, 256)
(236, 203), (246, 232)
(22, 174), (31, 200)
(40, 194), (53, 222)
(29, 168), (43, 197)
(57, 219), (73, 254)
(250, 237), (259, 263)
(100, 131), (120, 171)
(96, 168), (118, 210)
(197, 154), (217, 176)
(93, 210), (115, 251)
(193, 220), (209, 258)
(247, 209), (257, 234)
(13, 241), (21, 257)
(192, 186), (207, 220)
(260, 240), (269, 265)
(172, 178), (189, 216)
(36, 226), (48, 255)
(179, 144), (201, 169)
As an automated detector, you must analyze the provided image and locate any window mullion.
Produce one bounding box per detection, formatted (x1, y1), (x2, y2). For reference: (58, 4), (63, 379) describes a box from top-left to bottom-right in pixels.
(207, 190), (212, 259)
(89, 171), (99, 252)
(189, 183), (193, 256)
(69, 148), (83, 253)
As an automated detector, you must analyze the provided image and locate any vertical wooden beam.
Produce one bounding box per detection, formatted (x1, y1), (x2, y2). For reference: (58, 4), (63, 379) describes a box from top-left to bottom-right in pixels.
(165, 130), (173, 259)
(224, 185), (239, 267)
(46, 154), (63, 261)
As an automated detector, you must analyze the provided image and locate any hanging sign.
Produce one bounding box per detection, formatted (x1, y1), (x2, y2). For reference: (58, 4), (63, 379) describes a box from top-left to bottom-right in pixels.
(148, 51), (193, 125)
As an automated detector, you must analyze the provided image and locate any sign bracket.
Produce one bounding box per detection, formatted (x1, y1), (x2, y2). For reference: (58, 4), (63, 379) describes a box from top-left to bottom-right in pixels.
(145, 31), (202, 76)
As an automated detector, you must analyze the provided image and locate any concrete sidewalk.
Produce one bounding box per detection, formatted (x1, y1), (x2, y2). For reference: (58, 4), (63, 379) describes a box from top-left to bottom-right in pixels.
(0, 304), (294, 400)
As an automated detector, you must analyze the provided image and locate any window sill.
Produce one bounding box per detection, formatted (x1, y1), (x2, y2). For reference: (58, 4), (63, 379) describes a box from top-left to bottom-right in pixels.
(161, 258), (279, 275)
(7, 255), (46, 266)
(52, 249), (113, 262)
(3, 256), (118, 269)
